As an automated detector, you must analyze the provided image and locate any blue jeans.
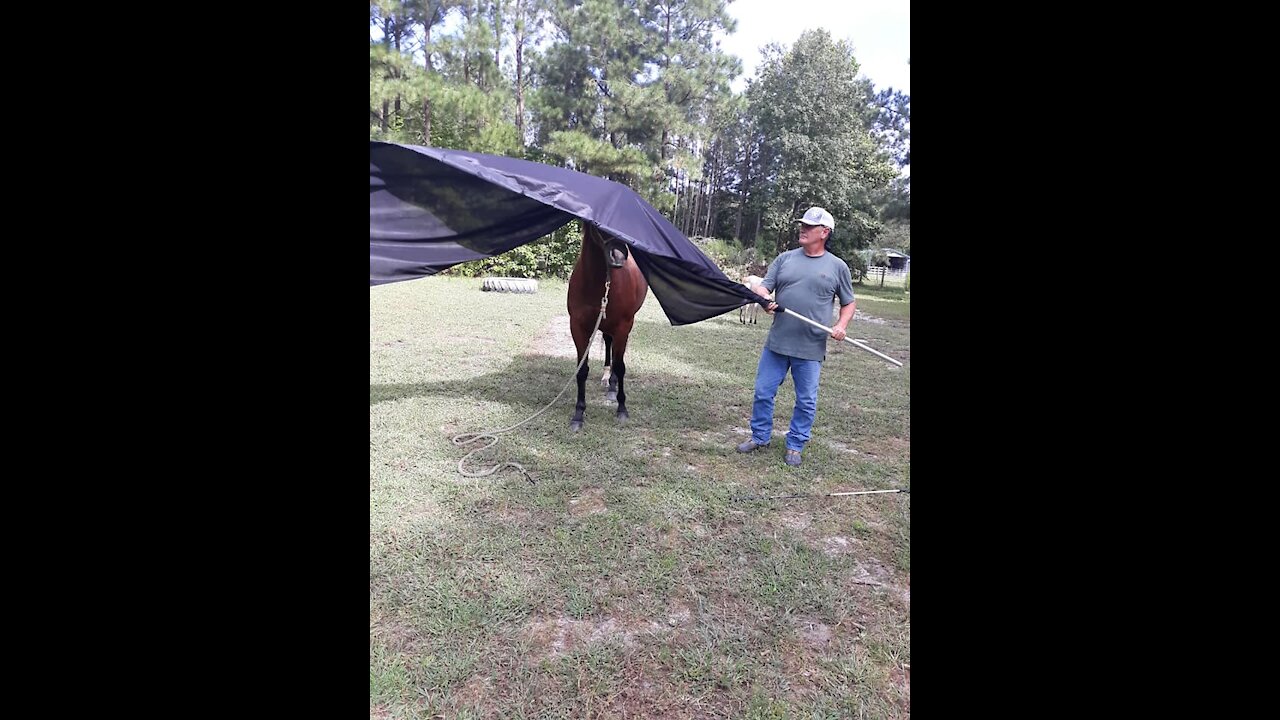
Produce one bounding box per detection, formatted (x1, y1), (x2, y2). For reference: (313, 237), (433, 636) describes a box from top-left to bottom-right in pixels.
(750, 346), (823, 452)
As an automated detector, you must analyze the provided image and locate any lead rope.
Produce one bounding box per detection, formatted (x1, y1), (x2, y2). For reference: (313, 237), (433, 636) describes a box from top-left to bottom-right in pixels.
(451, 279), (611, 484)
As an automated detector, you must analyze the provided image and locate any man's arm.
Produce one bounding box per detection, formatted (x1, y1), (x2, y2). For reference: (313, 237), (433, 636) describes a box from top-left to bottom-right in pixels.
(831, 301), (855, 341)
(831, 262), (856, 340)
(753, 283), (779, 314)
(758, 256), (781, 313)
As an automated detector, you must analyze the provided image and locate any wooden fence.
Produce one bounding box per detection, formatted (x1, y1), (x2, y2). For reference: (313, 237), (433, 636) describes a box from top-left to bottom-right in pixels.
(861, 266), (908, 287)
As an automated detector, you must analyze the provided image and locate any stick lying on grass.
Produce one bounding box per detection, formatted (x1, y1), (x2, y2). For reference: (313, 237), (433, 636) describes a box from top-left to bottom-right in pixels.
(731, 488), (910, 502)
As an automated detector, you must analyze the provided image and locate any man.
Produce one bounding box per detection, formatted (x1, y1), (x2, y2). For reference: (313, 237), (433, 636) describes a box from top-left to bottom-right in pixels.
(736, 207), (856, 467)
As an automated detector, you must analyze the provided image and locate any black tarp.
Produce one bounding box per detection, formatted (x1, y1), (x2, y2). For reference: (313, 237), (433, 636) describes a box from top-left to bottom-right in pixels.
(371, 141), (761, 325)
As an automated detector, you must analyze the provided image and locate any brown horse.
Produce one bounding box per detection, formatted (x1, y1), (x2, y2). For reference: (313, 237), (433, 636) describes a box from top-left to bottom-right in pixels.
(567, 222), (648, 431)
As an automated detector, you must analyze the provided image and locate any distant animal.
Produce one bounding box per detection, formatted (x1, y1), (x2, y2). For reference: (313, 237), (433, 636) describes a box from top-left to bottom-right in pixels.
(740, 274), (766, 324)
(567, 222), (648, 432)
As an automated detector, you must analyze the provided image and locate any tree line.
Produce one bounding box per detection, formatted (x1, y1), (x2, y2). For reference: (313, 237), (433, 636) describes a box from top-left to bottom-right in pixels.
(371, 0), (910, 279)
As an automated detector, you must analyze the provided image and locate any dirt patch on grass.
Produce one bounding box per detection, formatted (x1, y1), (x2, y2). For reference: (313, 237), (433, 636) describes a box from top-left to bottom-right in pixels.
(778, 629), (848, 705)
(854, 309), (888, 325)
(370, 613), (420, 655)
(890, 665), (911, 713)
(568, 488), (608, 516)
(523, 613), (665, 662)
(820, 535), (856, 556)
(595, 666), (722, 720)
(526, 314), (578, 359)
(403, 499), (453, 527)
(826, 440), (862, 454)
(452, 674), (495, 710)
(845, 559), (911, 609)
(524, 616), (582, 659)
(857, 436), (911, 460)
(657, 526), (680, 549)
(665, 600), (693, 628)
(797, 617), (833, 647)
(851, 558), (894, 584)
(495, 505), (533, 524)
(778, 512), (811, 531)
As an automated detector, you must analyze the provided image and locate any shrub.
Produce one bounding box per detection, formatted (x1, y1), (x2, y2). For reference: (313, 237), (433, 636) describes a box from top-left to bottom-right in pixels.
(846, 252), (869, 282)
(446, 222), (583, 279)
(691, 236), (765, 280)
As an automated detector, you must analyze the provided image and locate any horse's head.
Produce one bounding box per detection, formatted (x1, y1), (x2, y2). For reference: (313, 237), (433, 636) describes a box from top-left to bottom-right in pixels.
(584, 224), (631, 269)
(604, 240), (629, 269)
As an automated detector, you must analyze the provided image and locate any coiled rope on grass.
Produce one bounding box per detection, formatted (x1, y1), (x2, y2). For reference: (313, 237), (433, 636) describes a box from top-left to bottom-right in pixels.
(451, 280), (611, 484)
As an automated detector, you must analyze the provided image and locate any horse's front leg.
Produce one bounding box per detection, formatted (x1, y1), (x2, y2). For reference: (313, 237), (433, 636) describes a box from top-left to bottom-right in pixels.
(613, 355), (628, 423)
(612, 332), (631, 423)
(570, 358), (589, 432)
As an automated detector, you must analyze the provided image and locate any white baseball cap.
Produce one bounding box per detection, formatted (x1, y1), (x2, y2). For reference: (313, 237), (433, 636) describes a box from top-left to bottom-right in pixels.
(797, 206), (835, 229)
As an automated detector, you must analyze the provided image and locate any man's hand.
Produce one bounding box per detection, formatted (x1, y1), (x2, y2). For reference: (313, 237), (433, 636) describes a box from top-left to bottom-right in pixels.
(754, 285), (777, 314)
(832, 302), (855, 341)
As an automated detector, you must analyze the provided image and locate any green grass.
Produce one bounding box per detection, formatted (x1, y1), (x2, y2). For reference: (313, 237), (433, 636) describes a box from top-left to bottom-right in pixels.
(371, 276), (910, 718)
(853, 281), (910, 324)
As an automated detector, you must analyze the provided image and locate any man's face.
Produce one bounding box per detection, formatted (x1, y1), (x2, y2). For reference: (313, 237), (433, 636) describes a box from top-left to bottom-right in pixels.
(797, 223), (828, 247)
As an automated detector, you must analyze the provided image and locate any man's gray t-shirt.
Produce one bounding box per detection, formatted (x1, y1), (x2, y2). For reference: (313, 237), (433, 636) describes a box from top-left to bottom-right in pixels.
(761, 249), (856, 361)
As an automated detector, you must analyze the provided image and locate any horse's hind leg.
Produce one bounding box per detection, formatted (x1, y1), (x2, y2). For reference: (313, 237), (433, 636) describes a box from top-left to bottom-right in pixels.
(612, 330), (632, 423)
(606, 368), (619, 403)
(602, 333), (621, 402)
(601, 333), (614, 392)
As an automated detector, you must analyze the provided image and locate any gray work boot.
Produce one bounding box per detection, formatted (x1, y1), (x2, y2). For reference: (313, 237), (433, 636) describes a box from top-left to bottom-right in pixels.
(736, 439), (771, 453)
(784, 449), (803, 467)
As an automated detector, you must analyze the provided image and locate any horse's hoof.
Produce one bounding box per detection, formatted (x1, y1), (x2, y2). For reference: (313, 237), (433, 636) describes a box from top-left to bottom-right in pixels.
(570, 420), (583, 432)
(616, 410), (629, 424)
(605, 391), (617, 403)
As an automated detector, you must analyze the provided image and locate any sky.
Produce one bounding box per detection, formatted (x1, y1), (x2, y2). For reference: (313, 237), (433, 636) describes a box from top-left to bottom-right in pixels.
(715, 0), (910, 95)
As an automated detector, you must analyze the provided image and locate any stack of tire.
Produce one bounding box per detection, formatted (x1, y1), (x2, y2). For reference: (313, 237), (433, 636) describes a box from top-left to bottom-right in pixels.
(480, 277), (539, 294)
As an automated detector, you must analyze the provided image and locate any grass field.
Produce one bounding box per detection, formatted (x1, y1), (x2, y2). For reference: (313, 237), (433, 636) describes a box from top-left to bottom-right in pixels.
(371, 276), (910, 718)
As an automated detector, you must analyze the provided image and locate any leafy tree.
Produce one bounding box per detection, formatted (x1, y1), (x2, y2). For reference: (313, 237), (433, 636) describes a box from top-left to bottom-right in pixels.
(507, 0), (549, 147)
(878, 219), (910, 257)
(371, 6), (912, 278)
(869, 84), (910, 171)
(746, 30), (897, 258)
(370, 0), (419, 142)
(868, 74), (909, 257)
